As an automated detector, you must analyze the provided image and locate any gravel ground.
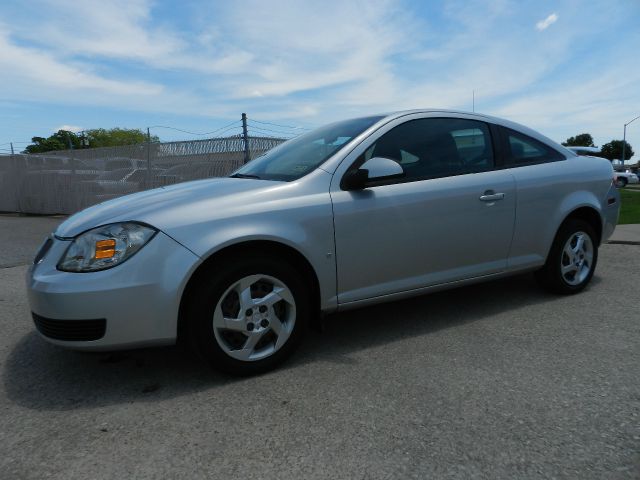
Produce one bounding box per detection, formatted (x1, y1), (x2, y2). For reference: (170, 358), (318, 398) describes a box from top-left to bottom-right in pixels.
(0, 216), (638, 479)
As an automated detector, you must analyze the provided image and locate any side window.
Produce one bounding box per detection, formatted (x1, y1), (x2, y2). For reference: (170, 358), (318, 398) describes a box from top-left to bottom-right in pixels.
(503, 128), (563, 166)
(451, 128), (490, 168)
(360, 117), (494, 183)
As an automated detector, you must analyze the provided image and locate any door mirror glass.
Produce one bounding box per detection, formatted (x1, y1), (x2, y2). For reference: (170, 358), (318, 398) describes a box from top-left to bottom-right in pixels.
(343, 157), (404, 190)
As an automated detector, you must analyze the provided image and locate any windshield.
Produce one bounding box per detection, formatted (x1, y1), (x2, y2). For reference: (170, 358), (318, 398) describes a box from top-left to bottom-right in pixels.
(232, 115), (385, 181)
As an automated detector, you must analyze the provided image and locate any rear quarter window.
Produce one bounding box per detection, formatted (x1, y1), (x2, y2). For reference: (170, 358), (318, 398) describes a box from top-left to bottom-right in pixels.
(501, 128), (564, 166)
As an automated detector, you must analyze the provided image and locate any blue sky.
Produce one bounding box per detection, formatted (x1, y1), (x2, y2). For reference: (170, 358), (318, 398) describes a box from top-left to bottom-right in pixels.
(0, 0), (639, 158)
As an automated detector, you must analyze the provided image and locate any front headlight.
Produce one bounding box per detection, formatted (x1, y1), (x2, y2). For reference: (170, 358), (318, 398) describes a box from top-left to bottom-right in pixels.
(57, 222), (157, 272)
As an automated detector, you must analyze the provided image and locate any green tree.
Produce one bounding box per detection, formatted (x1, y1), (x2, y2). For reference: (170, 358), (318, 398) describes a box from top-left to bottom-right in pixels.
(562, 133), (595, 147)
(24, 130), (81, 153)
(600, 140), (634, 161)
(23, 128), (159, 153)
(86, 128), (159, 147)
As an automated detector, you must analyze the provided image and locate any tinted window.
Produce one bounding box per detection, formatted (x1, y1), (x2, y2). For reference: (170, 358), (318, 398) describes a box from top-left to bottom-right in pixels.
(503, 128), (563, 165)
(361, 118), (494, 182)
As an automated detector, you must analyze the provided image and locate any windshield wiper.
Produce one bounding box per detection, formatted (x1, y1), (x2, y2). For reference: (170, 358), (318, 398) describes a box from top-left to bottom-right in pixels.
(230, 173), (261, 179)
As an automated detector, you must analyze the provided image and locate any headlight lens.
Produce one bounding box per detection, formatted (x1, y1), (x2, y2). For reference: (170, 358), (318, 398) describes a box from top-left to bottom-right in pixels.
(57, 222), (157, 272)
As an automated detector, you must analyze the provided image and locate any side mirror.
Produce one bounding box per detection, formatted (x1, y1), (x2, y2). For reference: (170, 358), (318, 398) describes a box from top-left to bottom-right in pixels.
(342, 157), (404, 190)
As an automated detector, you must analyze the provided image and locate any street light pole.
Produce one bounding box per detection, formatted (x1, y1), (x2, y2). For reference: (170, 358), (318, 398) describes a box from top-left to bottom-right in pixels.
(622, 114), (640, 167)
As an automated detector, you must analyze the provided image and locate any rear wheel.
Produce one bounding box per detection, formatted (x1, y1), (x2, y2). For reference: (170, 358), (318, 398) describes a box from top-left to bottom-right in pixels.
(535, 219), (598, 294)
(186, 255), (310, 375)
(615, 177), (628, 188)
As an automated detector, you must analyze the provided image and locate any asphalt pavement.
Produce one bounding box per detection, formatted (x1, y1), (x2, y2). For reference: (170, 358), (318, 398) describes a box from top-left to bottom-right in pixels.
(0, 215), (639, 479)
(0, 215), (65, 268)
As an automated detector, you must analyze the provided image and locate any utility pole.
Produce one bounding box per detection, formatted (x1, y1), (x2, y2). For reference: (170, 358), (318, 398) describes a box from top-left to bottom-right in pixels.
(472, 90), (475, 113)
(10, 142), (14, 155)
(146, 127), (152, 188)
(242, 113), (250, 164)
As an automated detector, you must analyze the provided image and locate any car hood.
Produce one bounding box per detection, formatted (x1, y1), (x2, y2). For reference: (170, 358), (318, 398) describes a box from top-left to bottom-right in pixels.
(55, 177), (291, 238)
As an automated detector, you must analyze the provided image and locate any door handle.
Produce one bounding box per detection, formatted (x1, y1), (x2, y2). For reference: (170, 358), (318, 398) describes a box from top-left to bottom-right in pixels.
(479, 191), (505, 202)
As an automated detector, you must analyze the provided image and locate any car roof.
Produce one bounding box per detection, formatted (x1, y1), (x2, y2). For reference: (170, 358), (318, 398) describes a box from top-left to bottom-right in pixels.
(381, 109), (534, 132)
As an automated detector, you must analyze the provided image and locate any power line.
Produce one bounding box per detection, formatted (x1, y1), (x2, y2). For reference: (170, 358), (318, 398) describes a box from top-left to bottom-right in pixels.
(249, 118), (312, 131)
(206, 125), (244, 138)
(249, 134), (293, 140)
(148, 120), (243, 137)
(158, 126), (244, 143)
(246, 123), (301, 138)
(248, 129), (297, 139)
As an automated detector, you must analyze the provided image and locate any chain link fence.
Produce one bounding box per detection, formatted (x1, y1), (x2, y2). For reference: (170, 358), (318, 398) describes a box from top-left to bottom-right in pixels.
(0, 136), (286, 215)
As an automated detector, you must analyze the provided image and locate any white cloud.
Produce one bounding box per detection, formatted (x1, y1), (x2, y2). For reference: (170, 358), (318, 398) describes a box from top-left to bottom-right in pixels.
(489, 70), (640, 148)
(0, 27), (163, 97)
(208, 0), (418, 99)
(54, 125), (83, 133)
(29, 0), (183, 63)
(536, 13), (558, 31)
(0, 22), (233, 118)
(0, 0), (638, 156)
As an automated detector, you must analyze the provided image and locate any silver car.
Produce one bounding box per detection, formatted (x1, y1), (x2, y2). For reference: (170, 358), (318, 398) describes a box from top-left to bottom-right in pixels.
(27, 110), (620, 375)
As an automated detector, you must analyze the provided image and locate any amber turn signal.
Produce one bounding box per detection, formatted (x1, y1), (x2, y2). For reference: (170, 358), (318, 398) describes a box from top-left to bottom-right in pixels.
(94, 239), (116, 259)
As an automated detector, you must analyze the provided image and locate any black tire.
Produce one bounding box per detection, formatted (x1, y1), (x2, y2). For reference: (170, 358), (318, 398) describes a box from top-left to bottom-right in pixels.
(535, 219), (598, 294)
(185, 254), (310, 376)
(615, 177), (627, 188)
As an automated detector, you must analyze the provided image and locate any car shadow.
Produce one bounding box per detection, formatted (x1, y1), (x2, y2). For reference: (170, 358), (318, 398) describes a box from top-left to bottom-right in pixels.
(3, 272), (593, 411)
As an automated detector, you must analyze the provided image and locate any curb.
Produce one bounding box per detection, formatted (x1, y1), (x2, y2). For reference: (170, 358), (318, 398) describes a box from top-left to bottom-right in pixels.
(607, 240), (640, 246)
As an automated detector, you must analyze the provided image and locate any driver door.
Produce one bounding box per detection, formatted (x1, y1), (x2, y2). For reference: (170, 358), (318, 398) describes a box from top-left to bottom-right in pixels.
(330, 116), (516, 305)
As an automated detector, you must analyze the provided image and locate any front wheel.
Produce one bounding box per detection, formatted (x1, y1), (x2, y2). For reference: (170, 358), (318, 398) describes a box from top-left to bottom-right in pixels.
(535, 219), (598, 294)
(615, 177), (628, 188)
(186, 255), (310, 375)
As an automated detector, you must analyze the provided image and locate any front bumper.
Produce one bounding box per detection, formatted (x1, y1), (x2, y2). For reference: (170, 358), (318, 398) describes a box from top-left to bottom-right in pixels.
(26, 231), (200, 350)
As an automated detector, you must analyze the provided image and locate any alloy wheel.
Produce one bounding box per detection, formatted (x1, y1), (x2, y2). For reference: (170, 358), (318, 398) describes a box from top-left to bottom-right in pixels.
(560, 231), (593, 286)
(212, 274), (296, 361)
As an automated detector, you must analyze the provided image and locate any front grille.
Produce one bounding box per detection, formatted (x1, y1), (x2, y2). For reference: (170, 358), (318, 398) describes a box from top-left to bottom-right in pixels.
(32, 313), (106, 341)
